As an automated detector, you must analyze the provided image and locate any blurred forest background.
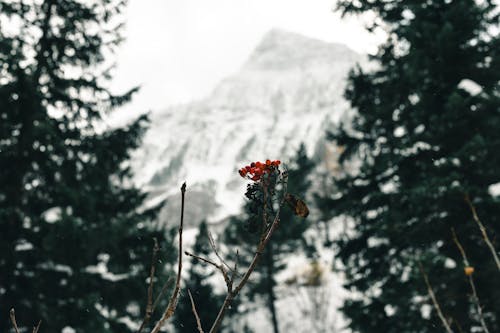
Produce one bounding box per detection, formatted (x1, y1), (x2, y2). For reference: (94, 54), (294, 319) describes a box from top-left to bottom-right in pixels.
(1, 0), (499, 332)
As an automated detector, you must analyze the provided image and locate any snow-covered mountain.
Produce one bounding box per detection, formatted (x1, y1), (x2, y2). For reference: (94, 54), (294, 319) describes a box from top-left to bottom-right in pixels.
(132, 29), (362, 227)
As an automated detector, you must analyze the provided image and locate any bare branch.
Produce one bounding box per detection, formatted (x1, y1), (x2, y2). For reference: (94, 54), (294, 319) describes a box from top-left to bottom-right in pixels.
(464, 194), (500, 270)
(10, 308), (42, 333)
(207, 231), (235, 274)
(208, 177), (288, 333)
(10, 309), (20, 333)
(418, 263), (454, 333)
(451, 229), (490, 333)
(233, 208), (281, 296)
(185, 251), (231, 289)
(230, 250), (240, 285)
(234, 178), (288, 296)
(468, 276), (490, 333)
(152, 277), (175, 313)
(451, 228), (469, 266)
(32, 320), (42, 333)
(188, 289), (205, 333)
(451, 319), (465, 333)
(151, 182), (187, 333)
(137, 238), (160, 333)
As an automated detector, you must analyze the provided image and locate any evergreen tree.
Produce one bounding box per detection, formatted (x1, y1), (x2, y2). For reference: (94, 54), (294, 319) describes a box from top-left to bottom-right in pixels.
(328, 1), (500, 332)
(173, 221), (225, 332)
(0, 1), (172, 331)
(225, 145), (315, 333)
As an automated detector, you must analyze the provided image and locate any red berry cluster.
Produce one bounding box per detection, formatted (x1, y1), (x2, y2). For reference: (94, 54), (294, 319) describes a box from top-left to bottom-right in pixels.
(239, 160), (281, 181)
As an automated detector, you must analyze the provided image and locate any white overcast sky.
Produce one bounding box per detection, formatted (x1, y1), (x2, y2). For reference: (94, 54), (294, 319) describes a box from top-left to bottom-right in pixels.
(109, 0), (384, 124)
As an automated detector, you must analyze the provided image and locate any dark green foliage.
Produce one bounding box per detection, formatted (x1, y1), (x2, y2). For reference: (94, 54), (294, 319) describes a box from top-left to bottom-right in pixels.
(173, 221), (225, 332)
(329, 1), (500, 332)
(0, 1), (172, 332)
(224, 145), (316, 332)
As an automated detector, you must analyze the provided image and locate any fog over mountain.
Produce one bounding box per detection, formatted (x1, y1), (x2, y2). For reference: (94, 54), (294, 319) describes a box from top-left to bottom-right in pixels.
(132, 29), (363, 227)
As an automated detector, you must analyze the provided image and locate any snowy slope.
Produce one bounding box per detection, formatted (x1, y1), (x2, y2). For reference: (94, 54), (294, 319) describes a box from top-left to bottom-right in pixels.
(132, 29), (362, 227)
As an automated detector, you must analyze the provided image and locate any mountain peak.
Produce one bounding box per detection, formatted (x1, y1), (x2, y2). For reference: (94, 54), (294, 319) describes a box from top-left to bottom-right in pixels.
(258, 28), (328, 49)
(139, 28), (361, 226)
(243, 29), (359, 71)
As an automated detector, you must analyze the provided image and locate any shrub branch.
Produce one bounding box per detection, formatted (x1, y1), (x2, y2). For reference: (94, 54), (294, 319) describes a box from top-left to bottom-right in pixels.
(150, 182), (186, 333)
(188, 289), (204, 333)
(451, 229), (490, 333)
(464, 194), (500, 270)
(207, 176), (288, 333)
(137, 238), (160, 333)
(418, 263), (454, 333)
(9, 309), (41, 333)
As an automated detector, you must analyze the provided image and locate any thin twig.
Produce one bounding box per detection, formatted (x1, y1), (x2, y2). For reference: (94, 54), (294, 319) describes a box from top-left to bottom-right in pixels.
(10, 309), (20, 333)
(451, 229), (490, 333)
(230, 250), (240, 285)
(226, 250), (240, 294)
(464, 194), (500, 270)
(151, 277), (176, 313)
(32, 320), (42, 333)
(233, 208), (281, 296)
(185, 251), (231, 289)
(10, 308), (42, 333)
(188, 289), (204, 333)
(418, 262), (454, 333)
(451, 229), (469, 266)
(137, 238), (160, 333)
(208, 177), (288, 333)
(468, 277), (490, 333)
(207, 231), (236, 274)
(452, 318), (465, 333)
(151, 182), (186, 333)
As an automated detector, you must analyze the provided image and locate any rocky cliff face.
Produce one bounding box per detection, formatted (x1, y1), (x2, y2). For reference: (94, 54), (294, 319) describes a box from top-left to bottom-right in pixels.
(132, 29), (362, 227)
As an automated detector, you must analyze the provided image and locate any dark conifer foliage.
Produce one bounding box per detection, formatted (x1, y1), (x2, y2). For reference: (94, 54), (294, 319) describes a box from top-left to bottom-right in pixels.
(224, 145), (316, 333)
(328, 1), (500, 332)
(0, 1), (171, 331)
